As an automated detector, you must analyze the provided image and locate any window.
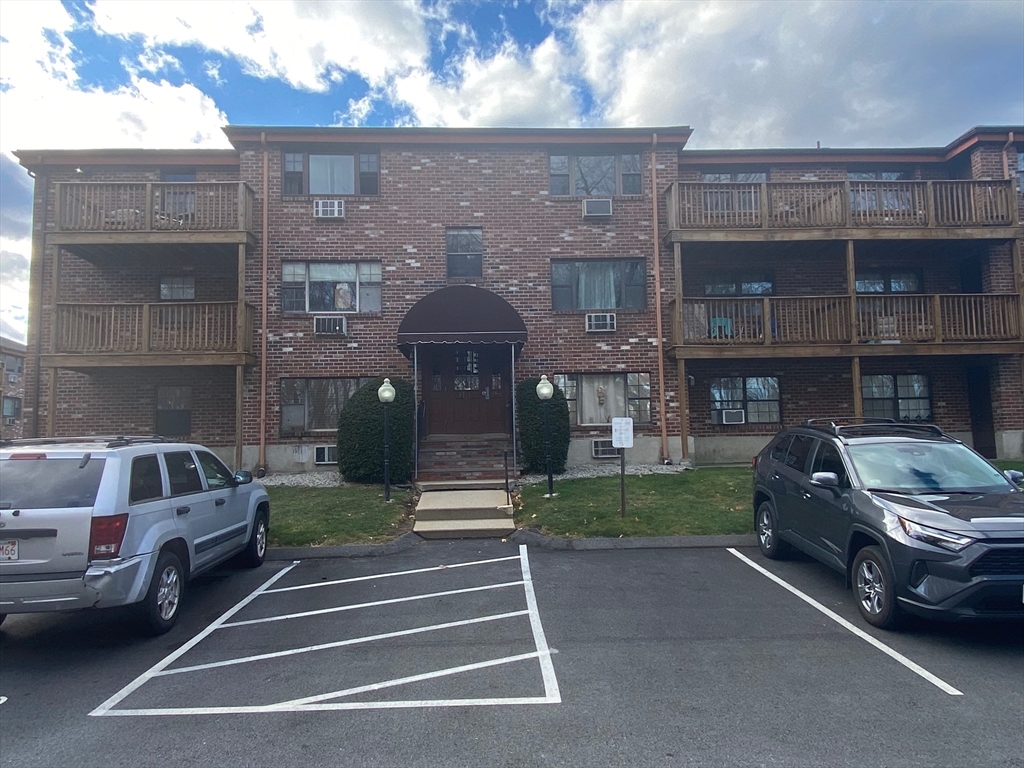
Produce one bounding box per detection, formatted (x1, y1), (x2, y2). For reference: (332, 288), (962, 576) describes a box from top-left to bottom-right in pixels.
(704, 272), (774, 296)
(156, 387), (191, 436)
(700, 172), (766, 212)
(446, 228), (483, 279)
(553, 373), (651, 426)
(164, 451), (204, 496)
(847, 169), (912, 212)
(3, 396), (21, 419)
(129, 455), (164, 504)
(855, 270), (921, 294)
(282, 262), (381, 313)
(2, 354), (23, 374)
(710, 376), (780, 423)
(281, 151), (379, 196)
(1017, 151), (1023, 194)
(161, 169), (196, 218)
(548, 154), (642, 196)
(811, 443), (849, 487)
(159, 276), (196, 301)
(551, 259), (645, 311)
(280, 377), (374, 434)
(196, 451), (235, 490)
(862, 374), (932, 422)
(783, 434), (815, 473)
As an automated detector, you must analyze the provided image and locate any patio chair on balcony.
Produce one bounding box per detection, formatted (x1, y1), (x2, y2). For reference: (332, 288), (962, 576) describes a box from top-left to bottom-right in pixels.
(710, 317), (734, 339)
(103, 208), (143, 229)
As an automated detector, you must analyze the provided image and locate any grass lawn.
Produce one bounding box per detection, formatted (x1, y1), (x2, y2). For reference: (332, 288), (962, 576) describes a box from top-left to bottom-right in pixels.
(265, 485), (412, 547)
(992, 459), (1024, 472)
(517, 467), (754, 538)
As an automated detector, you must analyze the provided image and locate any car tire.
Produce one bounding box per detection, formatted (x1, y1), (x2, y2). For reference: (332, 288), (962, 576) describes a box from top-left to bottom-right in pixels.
(852, 545), (902, 630)
(756, 501), (790, 559)
(141, 550), (184, 636)
(240, 509), (268, 568)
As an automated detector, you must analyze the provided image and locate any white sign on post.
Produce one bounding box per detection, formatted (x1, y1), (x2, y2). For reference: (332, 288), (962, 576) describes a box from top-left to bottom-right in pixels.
(611, 417), (634, 448)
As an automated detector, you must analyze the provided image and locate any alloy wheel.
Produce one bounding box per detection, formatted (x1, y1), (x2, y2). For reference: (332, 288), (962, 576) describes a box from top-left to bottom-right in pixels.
(856, 559), (885, 615)
(156, 566), (181, 621)
(758, 509), (774, 550)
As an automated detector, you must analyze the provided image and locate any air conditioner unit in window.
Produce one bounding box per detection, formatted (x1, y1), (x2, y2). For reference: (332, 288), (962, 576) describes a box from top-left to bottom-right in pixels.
(314, 445), (338, 465)
(711, 409), (746, 425)
(313, 315), (347, 336)
(4, 417), (16, 426)
(313, 199), (344, 218)
(585, 312), (617, 332)
(591, 439), (620, 459)
(7, 374), (17, 384)
(582, 198), (613, 217)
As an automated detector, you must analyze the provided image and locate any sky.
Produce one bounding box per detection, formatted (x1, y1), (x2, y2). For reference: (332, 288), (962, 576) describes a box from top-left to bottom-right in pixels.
(1, 0), (1022, 344)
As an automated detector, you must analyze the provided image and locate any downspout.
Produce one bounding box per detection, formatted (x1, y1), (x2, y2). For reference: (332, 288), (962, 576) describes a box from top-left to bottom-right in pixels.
(1001, 131), (1014, 179)
(259, 133), (269, 472)
(651, 134), (670, 463)
(31, 168), (47, 438)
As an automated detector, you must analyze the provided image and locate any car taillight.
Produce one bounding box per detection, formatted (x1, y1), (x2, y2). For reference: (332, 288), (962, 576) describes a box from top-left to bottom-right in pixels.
(89, 514), (128, 559)
(751, 456), (758, 468)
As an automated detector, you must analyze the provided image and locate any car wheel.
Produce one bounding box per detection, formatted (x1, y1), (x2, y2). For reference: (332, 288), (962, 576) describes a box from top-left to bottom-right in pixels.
(852, 545), (902, 630)
(756, 501), (790, 559)
(240, 510), (268, 568)
(141, 550), (184, 636)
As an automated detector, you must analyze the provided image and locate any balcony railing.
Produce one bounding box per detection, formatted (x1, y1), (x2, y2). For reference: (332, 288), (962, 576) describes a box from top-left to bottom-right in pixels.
(673, 294), (1021, 347)
(54, 182), (256, 233)
(666, 180), (1018, 230)
(55, 302), (254, 355)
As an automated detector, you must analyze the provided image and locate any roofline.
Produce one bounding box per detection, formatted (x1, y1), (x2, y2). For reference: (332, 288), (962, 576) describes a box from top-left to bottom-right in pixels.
(223, 124), (694, 147)
(0, 338), (27, 354)
(680, 126), (1023, 165)
(13, 149), (240, 172)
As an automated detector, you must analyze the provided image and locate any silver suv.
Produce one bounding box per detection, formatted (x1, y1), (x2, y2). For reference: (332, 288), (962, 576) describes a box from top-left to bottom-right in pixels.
(0, 436), (270, 634)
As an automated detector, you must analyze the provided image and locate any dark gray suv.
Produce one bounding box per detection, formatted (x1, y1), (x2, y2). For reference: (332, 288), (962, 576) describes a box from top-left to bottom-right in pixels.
(752, 419), (1024, 629)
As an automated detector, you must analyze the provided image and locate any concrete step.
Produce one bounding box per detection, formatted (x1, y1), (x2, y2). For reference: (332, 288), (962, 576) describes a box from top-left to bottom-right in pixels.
(414, 518), (516, 539)
(415, 479), (509, 492)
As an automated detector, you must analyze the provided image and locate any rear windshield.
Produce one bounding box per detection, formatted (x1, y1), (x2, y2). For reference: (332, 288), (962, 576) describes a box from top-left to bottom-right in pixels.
(847, 442), (1013, 494)
(0, 457), (107, 509)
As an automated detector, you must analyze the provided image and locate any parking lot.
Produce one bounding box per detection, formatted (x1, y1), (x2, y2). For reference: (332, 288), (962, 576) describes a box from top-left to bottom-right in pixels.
(1, 540), (1022, 768)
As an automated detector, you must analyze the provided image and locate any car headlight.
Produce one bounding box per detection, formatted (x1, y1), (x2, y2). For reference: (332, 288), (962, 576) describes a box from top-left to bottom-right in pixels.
(897, 517), (975, 552)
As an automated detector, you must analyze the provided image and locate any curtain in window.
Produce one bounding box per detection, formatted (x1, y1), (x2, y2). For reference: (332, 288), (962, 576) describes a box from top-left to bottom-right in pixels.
(578, 374), (625, 424)
(309, 263), (356, 311)
(309, 155), (355, 194)
(576, 262), (619, 310)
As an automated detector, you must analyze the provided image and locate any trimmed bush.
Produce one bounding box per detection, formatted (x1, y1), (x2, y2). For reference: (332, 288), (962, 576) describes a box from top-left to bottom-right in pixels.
(337, 377), (415, 484)
(515, 377), (571, 474)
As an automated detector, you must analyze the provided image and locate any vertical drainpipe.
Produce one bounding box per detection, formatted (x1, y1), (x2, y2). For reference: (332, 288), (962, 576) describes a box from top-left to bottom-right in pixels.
(651, 134), (670, 463)
(31, 167), (47, 438)
(259, 133), (269, 472)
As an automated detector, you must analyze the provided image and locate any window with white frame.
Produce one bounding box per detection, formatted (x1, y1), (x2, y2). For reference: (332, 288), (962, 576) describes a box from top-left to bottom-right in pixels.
(281, 262), (382, 313)
(862, 374), (932, 422)
(3, 396), (21, 420)
(551, 259), (645, 311)
(2, 354), (23, 374)
(159, 276), (196, 301)
(710, 376), (780, 423)
(553, 373), (651, 426)
(280, 377), (374, 434)
(549, 154), (642, 196)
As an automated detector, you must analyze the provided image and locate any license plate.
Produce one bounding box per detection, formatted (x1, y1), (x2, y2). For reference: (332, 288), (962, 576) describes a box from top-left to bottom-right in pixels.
(0, 539), (18, 561)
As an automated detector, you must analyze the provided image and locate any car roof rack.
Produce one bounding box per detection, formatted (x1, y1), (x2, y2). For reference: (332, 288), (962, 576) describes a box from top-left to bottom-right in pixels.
(804, 418), (948, 439)
(0, 435), (168, 449)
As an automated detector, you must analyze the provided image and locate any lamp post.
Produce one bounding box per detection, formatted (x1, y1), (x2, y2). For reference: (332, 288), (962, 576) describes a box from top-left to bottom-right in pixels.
(536, 374), (555, 497)
(377, 377), (396, 502)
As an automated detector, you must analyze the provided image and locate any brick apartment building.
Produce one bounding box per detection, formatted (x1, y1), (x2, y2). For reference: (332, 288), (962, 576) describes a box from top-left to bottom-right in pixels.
(12, 124), (1024, 476)
(1, 337), (26, 440)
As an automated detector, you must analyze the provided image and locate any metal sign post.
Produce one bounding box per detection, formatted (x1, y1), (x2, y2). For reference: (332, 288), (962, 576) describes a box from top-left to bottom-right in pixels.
(611, 417), (633, 519)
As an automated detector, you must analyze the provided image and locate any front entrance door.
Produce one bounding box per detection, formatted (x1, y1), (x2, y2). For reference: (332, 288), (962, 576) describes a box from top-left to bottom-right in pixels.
(966, 366), (997, 458)
(424, 345), (510, 435)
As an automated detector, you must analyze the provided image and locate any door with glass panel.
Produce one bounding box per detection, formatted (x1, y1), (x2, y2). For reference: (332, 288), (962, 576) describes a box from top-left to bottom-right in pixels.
(424, 345), (509, 435)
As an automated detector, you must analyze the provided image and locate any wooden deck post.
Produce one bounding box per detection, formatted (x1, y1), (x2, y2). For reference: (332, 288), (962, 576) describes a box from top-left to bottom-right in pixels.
(46, 367), (58, 437)
(925, 181), (936, 227)
(932, 294), (943, 342)
(237, 244), (247, 353)
(842, 181), (852, 228)
(144, 183), (153, 230)
(141, 304), (152, 353)
(846, 240), (858, 343)
(235, 364), (244, 471)
(759, 183), (769, 229)
(851, 357), (863, 419)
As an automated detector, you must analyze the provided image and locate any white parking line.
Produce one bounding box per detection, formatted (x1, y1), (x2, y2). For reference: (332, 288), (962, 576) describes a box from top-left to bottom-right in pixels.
(727, 548), (963, 696)
(90, 548), (562, 716)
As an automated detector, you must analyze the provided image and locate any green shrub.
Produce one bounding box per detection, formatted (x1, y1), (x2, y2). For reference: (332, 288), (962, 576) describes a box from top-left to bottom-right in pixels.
(337, 377), (415, 484)
(515, 378), (571, 474)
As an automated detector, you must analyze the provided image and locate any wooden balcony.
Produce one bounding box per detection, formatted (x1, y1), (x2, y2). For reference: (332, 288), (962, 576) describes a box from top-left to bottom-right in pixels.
(42, 302), (256, 368)
(665, 180), (1020, 241)
(670, 294), (1023, 358)
(48, 182), (257, 259)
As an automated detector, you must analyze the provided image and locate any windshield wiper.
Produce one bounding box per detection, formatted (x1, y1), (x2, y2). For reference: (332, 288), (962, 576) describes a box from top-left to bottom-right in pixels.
(867, 488), (913, 495)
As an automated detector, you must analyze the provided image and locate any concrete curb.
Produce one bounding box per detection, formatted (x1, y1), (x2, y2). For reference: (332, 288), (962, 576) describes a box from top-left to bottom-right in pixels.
(266, 530), (757, 559)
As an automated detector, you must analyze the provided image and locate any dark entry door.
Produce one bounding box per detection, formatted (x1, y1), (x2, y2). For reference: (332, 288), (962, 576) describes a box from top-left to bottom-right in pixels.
(966, 366), (997, 458)
(425, 345), (510, 435)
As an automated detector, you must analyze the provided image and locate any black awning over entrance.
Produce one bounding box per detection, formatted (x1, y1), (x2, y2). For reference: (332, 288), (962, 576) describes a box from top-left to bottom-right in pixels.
(397, 285), (528, 347)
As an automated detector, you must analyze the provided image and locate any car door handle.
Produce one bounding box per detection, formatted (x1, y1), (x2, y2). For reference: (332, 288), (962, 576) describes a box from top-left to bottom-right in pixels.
(801, 492), (811, 500)
(215, 498), (226, 506)
(176, 506), (191, 515)
(770, 472), (780, 481)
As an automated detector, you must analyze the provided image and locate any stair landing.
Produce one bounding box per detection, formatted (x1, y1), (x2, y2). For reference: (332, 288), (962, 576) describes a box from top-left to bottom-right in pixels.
(413, 489), (515, 539)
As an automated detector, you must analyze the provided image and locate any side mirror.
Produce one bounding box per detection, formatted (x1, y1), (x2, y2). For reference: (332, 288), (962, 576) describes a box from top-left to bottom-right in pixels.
(810, 471), (839, 488)
(1005, 470), (1024, 487)
(234, 470), (253, 485)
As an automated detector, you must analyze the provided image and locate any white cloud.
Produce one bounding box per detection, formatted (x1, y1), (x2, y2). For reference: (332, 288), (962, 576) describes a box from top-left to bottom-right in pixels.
(0, 238), (31, 344)
(89, 0), (431, 92)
